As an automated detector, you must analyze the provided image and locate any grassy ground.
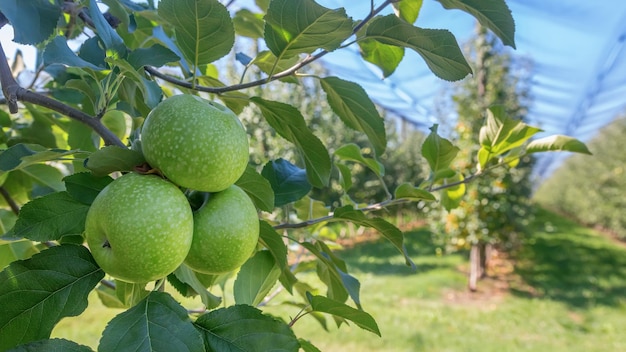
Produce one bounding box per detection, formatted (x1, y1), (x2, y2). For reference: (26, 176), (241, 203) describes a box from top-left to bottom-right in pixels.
(52, 208), (626, 351)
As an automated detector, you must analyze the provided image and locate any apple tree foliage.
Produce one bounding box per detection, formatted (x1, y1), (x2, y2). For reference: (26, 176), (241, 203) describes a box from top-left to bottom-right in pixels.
(0, 0), (591, 351)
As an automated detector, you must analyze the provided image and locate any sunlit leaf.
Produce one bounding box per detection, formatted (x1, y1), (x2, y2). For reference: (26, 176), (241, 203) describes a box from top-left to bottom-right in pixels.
(264, 0), (353, 58)
(357, 38), (404, 77)
(526, 135), (592, 155)
(158, 0), (234, 67)
(440, 172), (466, 211)
(393, 0), (423, 24)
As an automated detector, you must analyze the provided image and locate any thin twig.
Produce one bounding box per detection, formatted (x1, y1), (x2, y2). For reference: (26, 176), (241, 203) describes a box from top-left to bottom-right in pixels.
(0, 187), (20, 215)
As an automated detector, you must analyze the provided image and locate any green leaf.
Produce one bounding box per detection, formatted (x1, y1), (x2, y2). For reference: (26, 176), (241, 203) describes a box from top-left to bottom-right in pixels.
(235, 165), (275, 212)
(335, 163), (352, 191)
(43, 37), (104, 70)
(435, 0), (516, 48)
(158, 0), (234, 67)
(299, 241), (355, 305)
(357, 38), (404, 78)
(321, 77), (387, 155)
(526, 135), (592, 155)
(478, 106), (542, 168)
(0, 0), (61, 45)
(393, 0), (423, 24)
(294, 196), (330, 221)
(307, 293), (381, 336)
(334, 144), (384, 176)
(251, 97), (331, 188)
(439, 172), (466, 211)
(394, 183), (436, 201)
(127, 44), (180, 69)
(89, 0), (127, 57)
(63, 173), (114, 205)
(95, 284), (126, 309)
(261, 159), (312, 207)
(171, 265), (222, 310)
(233, 9), (265, 39)
(298, 339), (322, 352)
(234, 250), (281, 306)
(264, 0), (353, 59)
(20, 164), (65, 192)
(251, 50), (300, 83)
(114, 280), (150, 308)
(11, 192), (90, 242)
(0, 239), (39, 270)
(194, 305), (300, 352)
(365, 14), (472, 81)
(6, 338), (93, 352)
(258, 221), (297, 292)
(99, 292), (205, 352)
(84, 146), (146, 177)
(0, 245), (104, 351)
(421, 124), (460, 174)
(78, 36), (107, 68)
(334, 206), (415, 268)
(0, 144), (79, 172)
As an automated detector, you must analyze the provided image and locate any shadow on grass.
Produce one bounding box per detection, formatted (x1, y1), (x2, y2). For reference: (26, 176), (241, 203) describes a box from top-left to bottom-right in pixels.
(337, 229), (464, 276)
(512, 209), (626, 308)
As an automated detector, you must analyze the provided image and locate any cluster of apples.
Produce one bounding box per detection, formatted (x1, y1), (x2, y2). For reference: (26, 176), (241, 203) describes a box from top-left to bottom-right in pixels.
(85, 95), (259, 283)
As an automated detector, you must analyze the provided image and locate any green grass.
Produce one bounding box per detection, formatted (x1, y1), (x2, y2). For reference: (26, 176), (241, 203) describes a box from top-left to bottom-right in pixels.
(52, 208), (626, 351)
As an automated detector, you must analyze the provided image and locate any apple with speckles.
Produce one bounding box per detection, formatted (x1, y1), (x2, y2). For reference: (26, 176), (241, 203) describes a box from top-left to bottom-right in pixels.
(85, 173), (194, 283)
(185, 185), (259, 274)
(140, 94), (249, 192)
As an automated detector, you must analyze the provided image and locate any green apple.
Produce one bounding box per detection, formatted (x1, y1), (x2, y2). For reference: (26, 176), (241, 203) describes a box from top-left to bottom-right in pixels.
(140, 94), (249, 192)
(185, 185), (259, 274)
(85, 173), (193, 283)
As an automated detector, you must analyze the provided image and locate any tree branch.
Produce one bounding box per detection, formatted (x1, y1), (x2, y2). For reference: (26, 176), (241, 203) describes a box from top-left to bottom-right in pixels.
(145, 0), (395, 94)
(0, 39), (125, 147)
(273, 166), (490, 230)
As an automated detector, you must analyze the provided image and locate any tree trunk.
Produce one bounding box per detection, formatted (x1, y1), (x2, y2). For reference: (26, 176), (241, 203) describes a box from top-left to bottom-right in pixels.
(468, 244), (480, 292)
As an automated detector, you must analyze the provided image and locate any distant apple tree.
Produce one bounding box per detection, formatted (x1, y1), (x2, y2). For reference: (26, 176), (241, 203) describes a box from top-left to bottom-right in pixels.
(0, 0), (591, 351)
